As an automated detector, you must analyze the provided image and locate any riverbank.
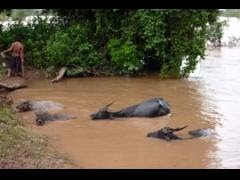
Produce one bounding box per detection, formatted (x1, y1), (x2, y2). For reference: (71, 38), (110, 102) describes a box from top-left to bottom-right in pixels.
(0, 69), (77, 169)
(3, 47), (240, 168)
(0, 106), (77, 168)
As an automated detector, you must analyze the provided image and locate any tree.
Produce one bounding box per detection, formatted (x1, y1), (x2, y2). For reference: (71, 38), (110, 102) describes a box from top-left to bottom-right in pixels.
(48, 9), (222, 78)
(1, 9), (222, 78)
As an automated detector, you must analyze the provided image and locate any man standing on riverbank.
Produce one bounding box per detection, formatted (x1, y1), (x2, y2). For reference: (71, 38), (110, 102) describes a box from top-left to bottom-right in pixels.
(1, 36), (24, 78)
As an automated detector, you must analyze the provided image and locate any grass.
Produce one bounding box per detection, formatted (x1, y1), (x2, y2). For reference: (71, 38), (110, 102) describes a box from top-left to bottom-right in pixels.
(0, 106), (76, 168)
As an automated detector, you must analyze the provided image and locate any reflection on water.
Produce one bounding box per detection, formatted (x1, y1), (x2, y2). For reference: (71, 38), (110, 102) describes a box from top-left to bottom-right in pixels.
(10, 47), (240, 168)
(190, 47), (240, 168)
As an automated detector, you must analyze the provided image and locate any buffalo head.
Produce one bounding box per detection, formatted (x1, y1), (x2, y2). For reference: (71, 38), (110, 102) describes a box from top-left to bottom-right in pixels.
(147, 125), (188, 141)
(90, 102), (114, 120)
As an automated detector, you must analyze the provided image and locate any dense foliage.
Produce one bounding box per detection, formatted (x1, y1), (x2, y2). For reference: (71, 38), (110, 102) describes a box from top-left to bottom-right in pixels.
(0, 16), (61, 68)
(44, 24), (100, 73)
(0, 9), (223, 78)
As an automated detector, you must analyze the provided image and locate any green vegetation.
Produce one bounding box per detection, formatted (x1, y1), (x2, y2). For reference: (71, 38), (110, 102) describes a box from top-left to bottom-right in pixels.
(0, 9), (223, 78)
(107, 39), (141, 74)
(0, 16), (61, 67)
(0, 106), (74, 168)
(44, 24), (100, 74)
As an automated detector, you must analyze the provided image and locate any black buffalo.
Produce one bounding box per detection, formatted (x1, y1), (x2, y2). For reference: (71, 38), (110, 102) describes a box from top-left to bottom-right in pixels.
(147, 126), (212, 141)
(147, 126), (188, 141)
(90, 98), (171, 120)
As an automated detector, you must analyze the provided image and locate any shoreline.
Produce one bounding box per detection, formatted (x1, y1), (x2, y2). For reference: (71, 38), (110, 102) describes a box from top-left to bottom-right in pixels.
(0, 69), (78, 169)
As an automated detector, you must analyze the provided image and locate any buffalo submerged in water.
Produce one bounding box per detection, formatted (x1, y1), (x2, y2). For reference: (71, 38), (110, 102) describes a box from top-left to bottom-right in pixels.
(90, 97), (171, 120)
(147, 126), (213, 141)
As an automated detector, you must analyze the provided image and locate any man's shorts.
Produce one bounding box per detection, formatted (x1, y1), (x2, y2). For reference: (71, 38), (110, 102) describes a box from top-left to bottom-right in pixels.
(8, 56), (22, 73)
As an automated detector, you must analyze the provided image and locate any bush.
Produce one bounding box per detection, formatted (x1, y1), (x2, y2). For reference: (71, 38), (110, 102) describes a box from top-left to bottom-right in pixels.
(44, 24), (100, 73)
(0, 10), (223, 78)
(107, 38), (142, 74)
(0, 16), (61, 67)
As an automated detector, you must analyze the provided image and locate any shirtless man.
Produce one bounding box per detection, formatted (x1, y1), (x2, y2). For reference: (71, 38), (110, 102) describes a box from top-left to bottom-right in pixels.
(1, 36), (24, 77)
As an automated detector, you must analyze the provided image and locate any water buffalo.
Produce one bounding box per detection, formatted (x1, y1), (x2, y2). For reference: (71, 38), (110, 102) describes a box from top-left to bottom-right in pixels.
(90, 98), (171, 120)
(147, 126), (188, 141)
(15, 100), (64, 112)
(188, 128), (212, 137)
(35, 111), (76, 126)
(147, 126), (212, 141)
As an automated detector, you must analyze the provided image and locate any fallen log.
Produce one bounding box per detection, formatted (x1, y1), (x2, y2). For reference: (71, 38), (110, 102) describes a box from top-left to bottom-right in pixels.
(51, 66), (67, 83)
(50, 66), (113, 83)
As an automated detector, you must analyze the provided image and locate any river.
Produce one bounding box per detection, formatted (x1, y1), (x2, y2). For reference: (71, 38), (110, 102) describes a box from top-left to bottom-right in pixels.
(9, 47), (240, 168)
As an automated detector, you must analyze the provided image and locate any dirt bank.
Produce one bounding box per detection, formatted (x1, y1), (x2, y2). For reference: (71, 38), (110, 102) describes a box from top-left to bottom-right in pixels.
(0, 68), (77, 169)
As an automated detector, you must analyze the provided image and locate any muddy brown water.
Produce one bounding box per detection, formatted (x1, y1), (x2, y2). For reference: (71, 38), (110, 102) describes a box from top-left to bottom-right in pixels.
(9, 47), (240, 168)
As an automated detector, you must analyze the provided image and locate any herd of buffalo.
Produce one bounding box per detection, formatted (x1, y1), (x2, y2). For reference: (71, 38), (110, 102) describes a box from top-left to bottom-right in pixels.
(0, 96), (212, 142)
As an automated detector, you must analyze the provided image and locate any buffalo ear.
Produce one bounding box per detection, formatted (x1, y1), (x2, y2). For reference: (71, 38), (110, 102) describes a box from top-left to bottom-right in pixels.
(102, 102), (114, 110)
(174, 125), (188, 132)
